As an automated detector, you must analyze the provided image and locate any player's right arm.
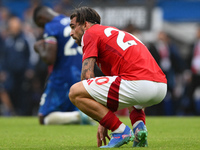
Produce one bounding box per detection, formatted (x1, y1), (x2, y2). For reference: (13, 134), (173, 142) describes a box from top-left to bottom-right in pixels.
(34, 38), (57, 65)
(81, 57), (96, 80)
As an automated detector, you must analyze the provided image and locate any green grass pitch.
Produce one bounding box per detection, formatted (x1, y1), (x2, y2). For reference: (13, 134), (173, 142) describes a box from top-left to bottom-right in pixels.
(0, 116), (199, 150)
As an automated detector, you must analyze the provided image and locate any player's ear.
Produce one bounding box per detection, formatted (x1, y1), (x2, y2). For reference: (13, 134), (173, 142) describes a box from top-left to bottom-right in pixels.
(84, 21), (92, 30)
(84, 21), (87, 28)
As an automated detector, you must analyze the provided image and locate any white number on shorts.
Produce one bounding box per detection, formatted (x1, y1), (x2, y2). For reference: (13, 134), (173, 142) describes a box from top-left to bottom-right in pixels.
(104, 27), (137, 51)
(63, 26), (82, 56)
(40, 93), (47, 106)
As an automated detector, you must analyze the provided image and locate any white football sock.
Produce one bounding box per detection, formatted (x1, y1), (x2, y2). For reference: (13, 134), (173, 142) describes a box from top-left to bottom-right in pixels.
(44, 111), (80, 125)
(112, 123), (126, 133)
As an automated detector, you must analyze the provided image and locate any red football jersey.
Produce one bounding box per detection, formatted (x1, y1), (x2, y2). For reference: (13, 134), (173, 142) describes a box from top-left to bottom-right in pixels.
(82, 24), (167, 83)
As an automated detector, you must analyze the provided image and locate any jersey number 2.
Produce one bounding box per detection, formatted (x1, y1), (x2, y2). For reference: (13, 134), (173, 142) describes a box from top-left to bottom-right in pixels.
(104, 27), (138, 51)
(63, 26), (82, 56)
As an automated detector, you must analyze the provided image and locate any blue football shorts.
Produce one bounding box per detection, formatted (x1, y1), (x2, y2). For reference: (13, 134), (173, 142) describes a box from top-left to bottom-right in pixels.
(38, 82), (78, 116)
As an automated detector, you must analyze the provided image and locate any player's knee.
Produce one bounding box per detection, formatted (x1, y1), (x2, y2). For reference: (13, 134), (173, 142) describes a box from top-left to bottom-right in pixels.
(69, 83), (79, 104)
(69, 82), (88, 106)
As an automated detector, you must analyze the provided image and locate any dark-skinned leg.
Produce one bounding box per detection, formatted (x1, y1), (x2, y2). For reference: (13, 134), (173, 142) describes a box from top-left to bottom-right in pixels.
(39, 115), (44, 125)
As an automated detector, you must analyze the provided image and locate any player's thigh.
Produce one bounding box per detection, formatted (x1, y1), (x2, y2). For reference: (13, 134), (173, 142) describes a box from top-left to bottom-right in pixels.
(69, 81), (94, 101)
(39, 84), (75, 116)
(82, 76), (167, 111)
(39, 86), (57, 116)
(82, 76), (120, 111)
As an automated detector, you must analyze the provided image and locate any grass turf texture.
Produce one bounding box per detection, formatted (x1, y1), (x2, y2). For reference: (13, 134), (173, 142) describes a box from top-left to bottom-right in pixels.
(0, 117), (199, 150)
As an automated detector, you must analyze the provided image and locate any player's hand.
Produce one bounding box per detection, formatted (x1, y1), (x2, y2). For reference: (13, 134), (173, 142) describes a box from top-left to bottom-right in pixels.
(97, 124), (110, 147)
(34, 39), (45, 53)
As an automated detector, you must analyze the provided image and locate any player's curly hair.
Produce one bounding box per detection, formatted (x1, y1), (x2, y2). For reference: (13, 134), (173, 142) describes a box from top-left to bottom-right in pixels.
(70, 6), (101, 25)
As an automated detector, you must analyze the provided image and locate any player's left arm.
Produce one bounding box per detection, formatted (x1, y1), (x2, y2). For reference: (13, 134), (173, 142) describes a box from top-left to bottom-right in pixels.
(34, 38), (57, 65)
(81, 57), (96, 80)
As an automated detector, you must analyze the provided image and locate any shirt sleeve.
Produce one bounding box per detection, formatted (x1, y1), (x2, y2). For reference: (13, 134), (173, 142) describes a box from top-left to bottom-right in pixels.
(43, 22), (58, 44)
(44, 36), (57, 44)
(82, 31), (99, 62)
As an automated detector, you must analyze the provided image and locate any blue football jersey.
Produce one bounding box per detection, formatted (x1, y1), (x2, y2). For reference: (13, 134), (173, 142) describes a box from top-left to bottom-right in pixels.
(44, 15), (82, 88)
